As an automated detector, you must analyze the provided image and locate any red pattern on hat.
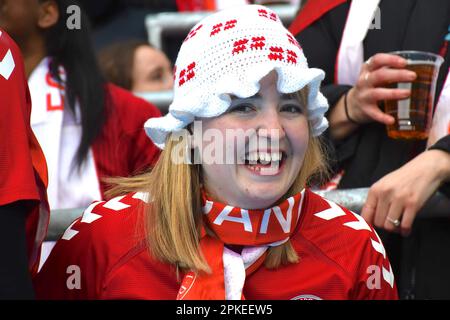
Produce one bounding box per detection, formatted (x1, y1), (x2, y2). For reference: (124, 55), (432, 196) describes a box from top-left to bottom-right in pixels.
(178, 62), (196, 86)
(286, 49), (298, 64)
(184, 24), (203, 43)
(287, 33), (302, 50)
(250, 36), (266, 50)
(232, 39), (249, 55)
(210, 23), (223, 36)
(268, 46), (284, 61)
(258, 9), (278, 21)
(224, 19), (237, 30)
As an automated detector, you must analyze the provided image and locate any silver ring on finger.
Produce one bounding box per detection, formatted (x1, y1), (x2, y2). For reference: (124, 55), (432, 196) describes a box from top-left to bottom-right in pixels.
(386, 216), (401, 228)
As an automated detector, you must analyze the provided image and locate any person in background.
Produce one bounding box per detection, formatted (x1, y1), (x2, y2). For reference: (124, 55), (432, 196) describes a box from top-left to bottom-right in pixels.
(0, 0), (162, 269)
(0, 29), (49, 299)
(290, 0), (450, 299)
(98, 40), (173, 92)
(34, 5), (397, 300)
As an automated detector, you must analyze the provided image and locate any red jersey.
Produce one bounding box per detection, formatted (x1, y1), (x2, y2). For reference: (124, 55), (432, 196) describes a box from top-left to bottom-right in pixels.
(0, 29), (49, 272)
(34, 189), (398, 300)
(93, 84), (162, 198)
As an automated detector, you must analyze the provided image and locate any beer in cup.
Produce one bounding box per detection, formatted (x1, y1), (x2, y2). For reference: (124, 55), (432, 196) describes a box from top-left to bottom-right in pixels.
(384, 51), (444, 140)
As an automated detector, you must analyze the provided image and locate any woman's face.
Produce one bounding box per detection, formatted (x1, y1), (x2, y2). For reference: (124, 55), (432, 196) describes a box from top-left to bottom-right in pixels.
(0, 0), (40, 42)
(200, 70), (309, 209)
(132, 45), (173, 92)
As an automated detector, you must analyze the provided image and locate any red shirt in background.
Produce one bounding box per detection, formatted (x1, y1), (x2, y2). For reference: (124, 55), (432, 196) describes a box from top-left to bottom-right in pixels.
(0, 29), (49, 273)
(93, 84), (161, 198)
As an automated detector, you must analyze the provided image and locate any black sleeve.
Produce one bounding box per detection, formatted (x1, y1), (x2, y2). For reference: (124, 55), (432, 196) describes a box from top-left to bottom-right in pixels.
(294, 2), (351, 104)
(428, 135), (450, 197)
(0, 201), (35, 299)
(428, 135), (450, 154)
(294, 2), (359, 175)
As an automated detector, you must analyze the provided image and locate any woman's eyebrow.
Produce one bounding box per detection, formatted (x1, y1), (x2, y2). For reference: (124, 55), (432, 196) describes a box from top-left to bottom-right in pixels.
(229, 93), (261, 100)
(281, 93), (298, 100)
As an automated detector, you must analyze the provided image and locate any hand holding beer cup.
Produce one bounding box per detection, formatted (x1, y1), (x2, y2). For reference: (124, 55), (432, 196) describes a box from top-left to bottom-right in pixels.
(345, 53), (417, 126)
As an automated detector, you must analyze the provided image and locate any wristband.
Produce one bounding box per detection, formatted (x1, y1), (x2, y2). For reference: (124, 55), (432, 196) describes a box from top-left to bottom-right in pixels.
(344, 91), (360, 125)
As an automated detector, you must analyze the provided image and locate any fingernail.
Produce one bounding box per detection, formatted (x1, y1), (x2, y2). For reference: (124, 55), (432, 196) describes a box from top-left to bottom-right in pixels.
(408, 72), (417, 80)
(401, 90), (411, 97)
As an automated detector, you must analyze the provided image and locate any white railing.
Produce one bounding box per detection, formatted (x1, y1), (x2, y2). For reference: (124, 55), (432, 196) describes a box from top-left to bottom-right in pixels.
(45, 189), (450, 240)
(135, 90), (173, 114)
(145, 5), (299, 49)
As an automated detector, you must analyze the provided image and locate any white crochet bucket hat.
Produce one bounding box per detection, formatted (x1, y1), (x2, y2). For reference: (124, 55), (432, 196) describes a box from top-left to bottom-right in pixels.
(144, 4), (329, 149)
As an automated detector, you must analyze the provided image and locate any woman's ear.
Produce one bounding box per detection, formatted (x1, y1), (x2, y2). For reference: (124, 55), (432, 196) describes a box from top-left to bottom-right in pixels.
(37, 0), (59, 29)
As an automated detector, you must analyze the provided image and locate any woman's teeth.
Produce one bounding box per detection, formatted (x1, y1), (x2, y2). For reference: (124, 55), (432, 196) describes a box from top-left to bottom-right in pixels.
(242, 151), (284, 175)
(246, 151), (282, 164)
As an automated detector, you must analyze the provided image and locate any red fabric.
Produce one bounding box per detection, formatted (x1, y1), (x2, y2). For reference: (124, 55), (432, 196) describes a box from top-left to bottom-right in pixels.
(34, 190), (398, 300)
(288, 0), (348, 36)
(92, 84), (162, 198)
(178, 192), (302, 300)
(176, 0), (216, 12)
(0, 29), (49, 272)
(177, 237), (229, 300)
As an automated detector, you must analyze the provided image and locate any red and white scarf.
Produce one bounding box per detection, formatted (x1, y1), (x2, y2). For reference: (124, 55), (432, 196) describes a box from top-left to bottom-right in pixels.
(177, 190), (304, 300)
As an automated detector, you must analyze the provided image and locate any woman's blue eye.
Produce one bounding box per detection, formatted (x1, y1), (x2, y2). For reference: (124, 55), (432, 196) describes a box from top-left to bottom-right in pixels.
(280, 104), (303, 113)
(229, 103), (255, 113)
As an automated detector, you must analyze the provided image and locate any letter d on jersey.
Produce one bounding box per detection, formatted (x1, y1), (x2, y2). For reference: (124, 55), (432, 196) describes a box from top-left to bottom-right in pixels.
(66, 265), (81, 290)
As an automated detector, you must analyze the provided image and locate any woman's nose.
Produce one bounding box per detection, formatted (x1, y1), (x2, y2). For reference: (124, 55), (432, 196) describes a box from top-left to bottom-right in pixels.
(256, 108), (286, 140)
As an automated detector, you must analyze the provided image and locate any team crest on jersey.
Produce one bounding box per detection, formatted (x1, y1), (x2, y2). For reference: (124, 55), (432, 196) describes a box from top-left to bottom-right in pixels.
(291, 294), (322, 300)
(177, 272), (196, 300)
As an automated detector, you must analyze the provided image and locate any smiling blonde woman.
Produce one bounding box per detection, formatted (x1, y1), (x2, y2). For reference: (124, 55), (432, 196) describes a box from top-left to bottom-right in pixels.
(35, 5), (398, 300)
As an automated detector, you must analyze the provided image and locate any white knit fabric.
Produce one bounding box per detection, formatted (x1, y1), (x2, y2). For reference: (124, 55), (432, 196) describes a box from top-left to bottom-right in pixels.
(223, 246), (268, 300)
(144, 4), (329, 149)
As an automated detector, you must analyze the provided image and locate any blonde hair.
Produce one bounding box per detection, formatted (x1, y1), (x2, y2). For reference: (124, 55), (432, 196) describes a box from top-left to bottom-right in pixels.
(106, 88), (329, 274)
